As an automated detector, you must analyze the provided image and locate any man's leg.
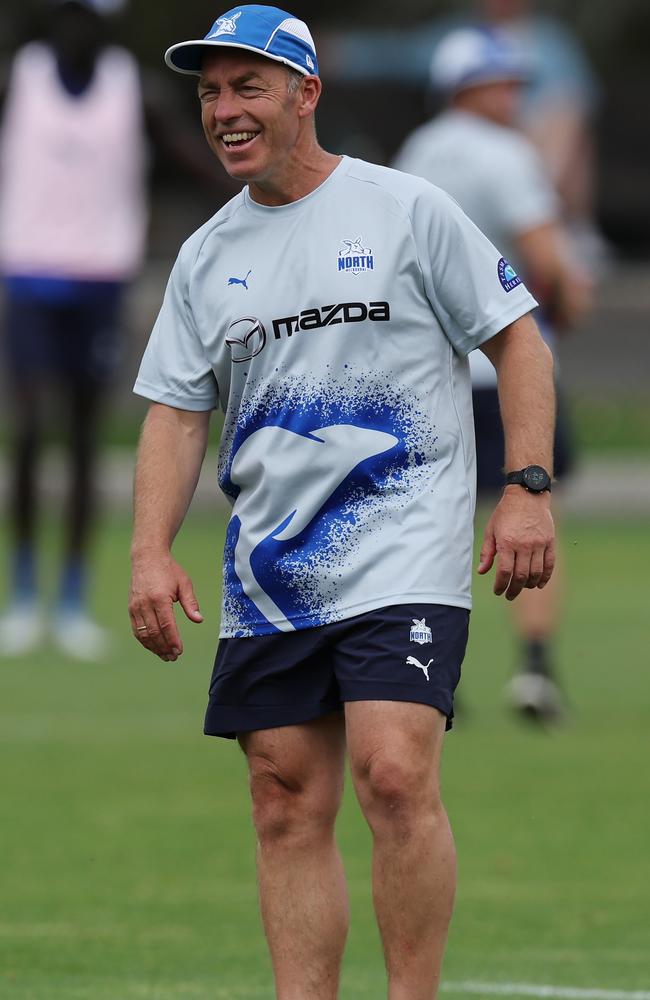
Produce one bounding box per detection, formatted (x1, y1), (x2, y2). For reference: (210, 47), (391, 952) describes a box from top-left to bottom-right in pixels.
(8, 378), (42, 599)
(62, 377), (103, 595)
(346, 700), (455, 1000)
(2, 290), (47, 607)
(239, 712), (348, 1000)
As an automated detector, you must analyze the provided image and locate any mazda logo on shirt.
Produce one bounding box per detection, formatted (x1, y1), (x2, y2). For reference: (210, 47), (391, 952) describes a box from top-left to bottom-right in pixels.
(226, 317), (266, 362)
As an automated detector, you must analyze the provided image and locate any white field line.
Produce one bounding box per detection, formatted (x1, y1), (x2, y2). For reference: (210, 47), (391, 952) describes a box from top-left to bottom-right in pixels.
(442, 982), (650, 1000)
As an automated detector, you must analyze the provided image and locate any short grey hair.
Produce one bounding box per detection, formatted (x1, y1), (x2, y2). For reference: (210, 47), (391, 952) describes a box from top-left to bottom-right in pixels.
(286, 68), (304, 94)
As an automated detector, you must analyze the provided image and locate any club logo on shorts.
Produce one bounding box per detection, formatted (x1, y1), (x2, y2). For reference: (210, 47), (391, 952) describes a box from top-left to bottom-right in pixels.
(410, 617), (432, 645)
(498, 257), (522, 293)
(209, 11), (241, 37)
(406, 655), (433, 682)
(338, 236), (374, 275)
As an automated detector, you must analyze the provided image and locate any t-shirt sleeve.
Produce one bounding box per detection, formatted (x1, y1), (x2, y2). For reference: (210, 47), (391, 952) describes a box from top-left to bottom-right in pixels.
(410, 185), (539, 355)
(492, 142), (560, 236)
(133, 254), (219, 411)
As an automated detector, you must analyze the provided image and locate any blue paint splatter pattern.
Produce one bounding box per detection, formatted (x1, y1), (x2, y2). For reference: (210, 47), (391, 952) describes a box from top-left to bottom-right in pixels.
(218, 364), (440, 636)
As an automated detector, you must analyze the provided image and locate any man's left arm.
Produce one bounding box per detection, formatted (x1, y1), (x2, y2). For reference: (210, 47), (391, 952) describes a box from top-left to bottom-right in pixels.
(477, 312), (556, 601)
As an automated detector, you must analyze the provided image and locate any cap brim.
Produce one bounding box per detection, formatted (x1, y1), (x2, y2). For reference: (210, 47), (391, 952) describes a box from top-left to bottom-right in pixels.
(447, 69), (530, 92)
(165, 39), (313, 76)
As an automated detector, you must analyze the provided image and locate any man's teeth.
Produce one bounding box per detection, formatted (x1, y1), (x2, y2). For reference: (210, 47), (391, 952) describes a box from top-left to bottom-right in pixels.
(222, 132), (258, 144)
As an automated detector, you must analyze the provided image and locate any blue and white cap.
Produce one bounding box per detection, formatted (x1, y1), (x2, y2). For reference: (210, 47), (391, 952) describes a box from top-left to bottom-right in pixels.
(430, 28), (530, 94)
(165, 5), (319, 78)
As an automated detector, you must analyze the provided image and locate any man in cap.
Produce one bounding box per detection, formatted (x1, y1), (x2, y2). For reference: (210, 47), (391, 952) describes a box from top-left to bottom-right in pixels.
(394, 27), (591, 722)
(129, 6), (556, 996)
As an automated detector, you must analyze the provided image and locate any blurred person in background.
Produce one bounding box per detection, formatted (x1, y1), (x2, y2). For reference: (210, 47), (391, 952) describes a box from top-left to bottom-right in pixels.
(394, 27), (593, 721)
(0, 0), (221, 661)
(479, 0), (604, 265)
(320, 0), (603, 264)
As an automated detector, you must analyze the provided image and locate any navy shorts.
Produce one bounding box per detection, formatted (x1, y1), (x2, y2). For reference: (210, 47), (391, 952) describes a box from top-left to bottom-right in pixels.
(473, 386), (574, 494)
(204, 604), (470, 740)
(2, 279), (124, 386)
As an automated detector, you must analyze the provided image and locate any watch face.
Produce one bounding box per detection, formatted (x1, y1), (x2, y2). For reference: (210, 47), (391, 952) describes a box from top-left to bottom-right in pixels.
(523, 465), (550, 491)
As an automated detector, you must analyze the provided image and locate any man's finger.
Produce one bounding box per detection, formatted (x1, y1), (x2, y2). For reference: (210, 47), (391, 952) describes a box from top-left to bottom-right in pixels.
(526, 548), (545, 589)
(478, 530), (496, 575)
(156, 607), (183, 659)
(152, 600), (182, 660)
(178, 577), (204, 623)
(505, 549), (532, 601)
(131, 610), (167, 658)
(538, 541), (556, 589)
(493, 546), (515, 596)
(132, 595), (175, 660)
(139, 614), (169, 659)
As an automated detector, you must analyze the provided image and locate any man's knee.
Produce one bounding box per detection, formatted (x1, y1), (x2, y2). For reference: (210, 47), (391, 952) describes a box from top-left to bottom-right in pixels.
(354, 748), (442, 835)
(247, 756), (341, 847)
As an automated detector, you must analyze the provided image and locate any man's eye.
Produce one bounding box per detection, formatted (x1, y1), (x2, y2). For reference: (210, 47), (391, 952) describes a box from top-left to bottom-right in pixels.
(240, 86), (261, 95)
(199, 90), (218, 102)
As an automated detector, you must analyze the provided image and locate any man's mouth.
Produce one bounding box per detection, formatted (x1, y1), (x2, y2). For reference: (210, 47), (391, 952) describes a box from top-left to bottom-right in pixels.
(221, 131), (260, 150)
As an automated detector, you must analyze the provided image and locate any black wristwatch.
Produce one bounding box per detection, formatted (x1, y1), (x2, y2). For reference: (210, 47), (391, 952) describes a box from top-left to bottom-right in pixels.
(505, 465), (552, 493)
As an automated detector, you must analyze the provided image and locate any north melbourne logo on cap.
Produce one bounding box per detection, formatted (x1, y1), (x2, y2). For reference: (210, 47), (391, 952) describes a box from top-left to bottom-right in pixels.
(165, 6), (320, 78)
(209, 10), (241, 38)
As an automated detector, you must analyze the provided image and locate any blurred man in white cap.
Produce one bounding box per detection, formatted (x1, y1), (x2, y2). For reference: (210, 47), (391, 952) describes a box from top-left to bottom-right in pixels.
(129, 6), (557, 996)
(395, 27), (592, 722)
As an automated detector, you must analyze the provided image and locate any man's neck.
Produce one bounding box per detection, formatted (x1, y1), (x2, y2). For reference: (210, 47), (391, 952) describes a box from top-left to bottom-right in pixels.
(248, 148), (342, 207)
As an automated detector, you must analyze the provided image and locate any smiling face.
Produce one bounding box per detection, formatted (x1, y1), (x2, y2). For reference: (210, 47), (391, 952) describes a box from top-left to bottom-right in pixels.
(198, 50), (321, 202)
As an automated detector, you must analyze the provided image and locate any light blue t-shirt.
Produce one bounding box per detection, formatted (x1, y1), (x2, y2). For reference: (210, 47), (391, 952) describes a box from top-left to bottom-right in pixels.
(135, 156), (536, 637)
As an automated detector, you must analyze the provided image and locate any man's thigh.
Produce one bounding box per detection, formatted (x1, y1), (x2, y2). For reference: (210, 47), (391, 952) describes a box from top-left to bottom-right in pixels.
(239, 712), (347, 811)
(345, 699), (447, 797)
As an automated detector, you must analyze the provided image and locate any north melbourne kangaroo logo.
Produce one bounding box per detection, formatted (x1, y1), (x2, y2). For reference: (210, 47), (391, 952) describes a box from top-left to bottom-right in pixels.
(228, 269), (252, 289)
(406, 656), (433, 682)
(338, 236), (374, 275)
(410, 617), (432, 645)
(210, 11), (241, 37)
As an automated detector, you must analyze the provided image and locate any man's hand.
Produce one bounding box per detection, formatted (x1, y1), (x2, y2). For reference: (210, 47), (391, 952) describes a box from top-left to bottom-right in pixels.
(129, 552), (203, 661)
(478, 486), (555, 600)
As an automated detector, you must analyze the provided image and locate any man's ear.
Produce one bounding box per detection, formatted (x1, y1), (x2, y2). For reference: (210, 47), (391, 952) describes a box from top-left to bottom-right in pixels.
(297, 75), (322, 118)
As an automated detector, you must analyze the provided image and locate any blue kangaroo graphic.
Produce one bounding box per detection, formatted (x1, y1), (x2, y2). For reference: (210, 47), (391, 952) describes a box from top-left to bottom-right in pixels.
(229, 424), (398, 630)
(228, 269), (252, 289)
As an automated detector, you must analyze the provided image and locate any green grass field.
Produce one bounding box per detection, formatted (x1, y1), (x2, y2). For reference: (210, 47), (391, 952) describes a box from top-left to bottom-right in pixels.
(1, 513), (649, 1000)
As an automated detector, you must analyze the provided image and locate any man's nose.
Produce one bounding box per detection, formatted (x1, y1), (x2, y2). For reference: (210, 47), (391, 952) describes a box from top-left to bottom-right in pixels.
(213, 88), (241, 123)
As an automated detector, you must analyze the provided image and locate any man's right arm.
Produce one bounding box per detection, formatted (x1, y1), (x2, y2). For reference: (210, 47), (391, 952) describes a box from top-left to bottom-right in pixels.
(515, 222), (592, 331)
(129, 403), (212, 662)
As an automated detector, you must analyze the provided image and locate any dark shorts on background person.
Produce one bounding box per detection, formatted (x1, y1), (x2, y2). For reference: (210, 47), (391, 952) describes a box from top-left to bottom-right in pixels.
(473, 386), (574, 494)
(204, 603), (470, 739)
(2, 278), (124, 386)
